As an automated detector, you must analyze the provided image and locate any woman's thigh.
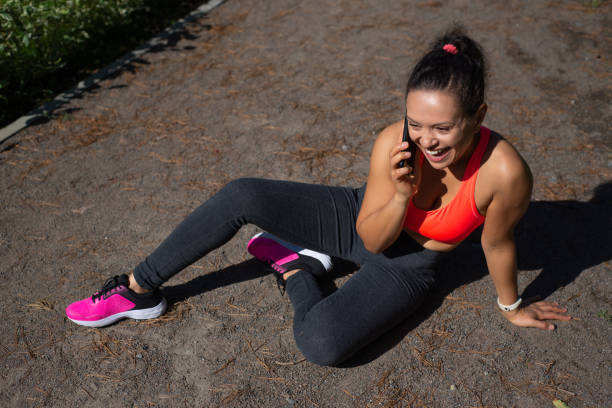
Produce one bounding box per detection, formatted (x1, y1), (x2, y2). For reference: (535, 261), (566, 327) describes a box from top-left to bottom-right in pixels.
(228, 178), (365, 262)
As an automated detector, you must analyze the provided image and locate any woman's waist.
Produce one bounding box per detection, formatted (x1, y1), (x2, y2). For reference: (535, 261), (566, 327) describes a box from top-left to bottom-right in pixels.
(405, 228), (461, 252)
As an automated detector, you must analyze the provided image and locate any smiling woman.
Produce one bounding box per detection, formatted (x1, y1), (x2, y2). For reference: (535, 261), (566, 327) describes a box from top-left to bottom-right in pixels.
(65, 26), (571, 367)
(405, 90), (484, 167)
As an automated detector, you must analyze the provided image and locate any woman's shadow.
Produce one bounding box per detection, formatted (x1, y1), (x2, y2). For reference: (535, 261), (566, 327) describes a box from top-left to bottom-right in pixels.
(160, 181), (612, 367)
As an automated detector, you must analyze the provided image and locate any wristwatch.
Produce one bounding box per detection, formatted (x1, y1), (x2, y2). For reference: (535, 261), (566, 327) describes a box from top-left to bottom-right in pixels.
(497, 297), (522, 312)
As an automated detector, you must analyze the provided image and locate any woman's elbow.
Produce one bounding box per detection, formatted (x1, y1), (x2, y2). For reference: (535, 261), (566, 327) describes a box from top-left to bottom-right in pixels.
(358, 231), (386, 253)
(363, 241), (384, 254)
(357, 226), (382, 253)
(481, 235), (514, 254)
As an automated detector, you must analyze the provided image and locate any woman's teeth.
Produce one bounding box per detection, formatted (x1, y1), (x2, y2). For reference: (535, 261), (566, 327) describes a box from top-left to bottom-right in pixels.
(426, 148), (448, 156)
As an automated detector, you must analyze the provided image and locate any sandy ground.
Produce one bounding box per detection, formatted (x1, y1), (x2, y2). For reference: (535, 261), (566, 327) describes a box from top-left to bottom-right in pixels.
(1, 0), (611, 407)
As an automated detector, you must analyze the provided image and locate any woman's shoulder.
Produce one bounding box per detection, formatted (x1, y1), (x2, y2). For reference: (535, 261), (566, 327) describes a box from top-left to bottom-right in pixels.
(378, 120), (404, 142)
(370, 120), (404, 155)
(481, 129), (533, 197)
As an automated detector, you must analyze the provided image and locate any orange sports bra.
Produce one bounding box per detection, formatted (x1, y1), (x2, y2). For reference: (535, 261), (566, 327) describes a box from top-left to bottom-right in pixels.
(403, 126), (490, 244)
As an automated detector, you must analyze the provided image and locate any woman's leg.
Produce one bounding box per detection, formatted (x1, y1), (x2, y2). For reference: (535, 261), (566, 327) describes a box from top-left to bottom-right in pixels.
(285, 235), (446, 366)
(133, 178), (365, 290)
(67, 178), (364, 327)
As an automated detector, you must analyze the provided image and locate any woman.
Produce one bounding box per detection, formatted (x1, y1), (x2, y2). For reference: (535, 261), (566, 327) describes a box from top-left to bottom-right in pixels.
(66, 29), (571, 366)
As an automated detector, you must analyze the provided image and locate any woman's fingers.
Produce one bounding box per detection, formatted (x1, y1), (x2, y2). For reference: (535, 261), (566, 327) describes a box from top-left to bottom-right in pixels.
(529, 319), (555, 331)
(522, 303), (572, 327)
(392, 166), (412, 180)
(537, 303), (567, 313)
(517, 314), (556, 330)
(508, 303), (572, 330)
(390, 143), (414, 168)
(390, 149), (414, 179)
(391, 152), (412, 170)
(390, 143), (416, 185)
(390, 141), (409, 156)
(537, 311), (572, 321)
(532, 302), (571, 318)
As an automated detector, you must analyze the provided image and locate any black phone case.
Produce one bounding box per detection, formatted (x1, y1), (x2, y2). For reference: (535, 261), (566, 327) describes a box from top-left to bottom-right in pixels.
(399, 116), (416, 170)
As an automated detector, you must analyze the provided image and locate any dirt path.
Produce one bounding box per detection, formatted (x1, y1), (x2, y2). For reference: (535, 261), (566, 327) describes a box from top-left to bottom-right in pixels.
(1, 0), (610, 406)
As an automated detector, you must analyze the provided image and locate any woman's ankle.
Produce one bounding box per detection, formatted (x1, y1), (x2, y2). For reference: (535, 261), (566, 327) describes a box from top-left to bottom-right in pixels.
(282, 269), (301, 281)
(128, 273), (149, 294)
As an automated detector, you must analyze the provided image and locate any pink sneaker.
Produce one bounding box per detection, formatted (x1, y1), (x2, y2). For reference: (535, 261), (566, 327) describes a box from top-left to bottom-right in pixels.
(66, 274), (167, 327)
(247, 232), (332, 278)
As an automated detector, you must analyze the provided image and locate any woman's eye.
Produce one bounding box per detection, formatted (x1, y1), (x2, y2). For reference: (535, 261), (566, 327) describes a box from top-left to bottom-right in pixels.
(409, 124), (421, 129)
(437, 127), (450, 132)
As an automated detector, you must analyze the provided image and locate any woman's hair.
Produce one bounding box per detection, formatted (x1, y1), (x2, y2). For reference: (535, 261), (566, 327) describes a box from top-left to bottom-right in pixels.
(406, 27), (487, 117)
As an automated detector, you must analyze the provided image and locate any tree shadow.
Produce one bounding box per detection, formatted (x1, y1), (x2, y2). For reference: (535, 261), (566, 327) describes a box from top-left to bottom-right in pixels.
(157, 181), (611, 367)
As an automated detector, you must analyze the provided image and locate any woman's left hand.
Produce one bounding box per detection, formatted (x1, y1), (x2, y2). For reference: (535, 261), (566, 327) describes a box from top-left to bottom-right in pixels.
(502, 301), (572, 330)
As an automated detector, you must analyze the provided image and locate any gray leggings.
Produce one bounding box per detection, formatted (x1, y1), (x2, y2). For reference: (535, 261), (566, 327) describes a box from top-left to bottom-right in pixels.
(134, 178), (446, 366)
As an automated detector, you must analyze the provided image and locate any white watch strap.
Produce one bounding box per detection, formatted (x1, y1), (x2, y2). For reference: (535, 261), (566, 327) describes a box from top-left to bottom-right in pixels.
(497, 297), (522, 311)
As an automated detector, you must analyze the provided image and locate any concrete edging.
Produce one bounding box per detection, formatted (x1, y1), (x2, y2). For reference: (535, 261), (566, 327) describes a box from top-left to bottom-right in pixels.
(0, 0), (226, 147)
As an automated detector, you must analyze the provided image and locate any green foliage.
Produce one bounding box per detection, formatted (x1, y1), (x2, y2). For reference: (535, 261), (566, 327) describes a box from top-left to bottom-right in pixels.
(0, 0), (139, 72)
(597, 310), (611, 322)
(590, 0), (602, 8)
(0, 0), (203, 127)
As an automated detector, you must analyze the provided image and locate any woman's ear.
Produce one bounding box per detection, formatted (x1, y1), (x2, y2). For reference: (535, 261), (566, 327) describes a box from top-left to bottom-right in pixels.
(470, 103), (487, 134)
(475, 103), (488, 128)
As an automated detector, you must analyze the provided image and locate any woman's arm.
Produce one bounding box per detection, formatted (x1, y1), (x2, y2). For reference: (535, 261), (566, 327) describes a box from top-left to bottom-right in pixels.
(481, 147), (571, 329)
(356, 122), (419, 253)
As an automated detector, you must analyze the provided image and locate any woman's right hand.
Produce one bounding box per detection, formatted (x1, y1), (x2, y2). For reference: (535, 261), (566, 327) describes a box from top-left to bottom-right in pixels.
(356, 122), (419, 253)
(389, 141), (419, 199)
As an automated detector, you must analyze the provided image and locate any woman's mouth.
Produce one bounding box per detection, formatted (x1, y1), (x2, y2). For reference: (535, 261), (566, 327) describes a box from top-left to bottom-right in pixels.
(424, 147), (451, 163)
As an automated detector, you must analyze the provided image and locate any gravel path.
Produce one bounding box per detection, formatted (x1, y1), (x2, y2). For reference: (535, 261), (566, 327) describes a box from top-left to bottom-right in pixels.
(1, 0), (610, 406)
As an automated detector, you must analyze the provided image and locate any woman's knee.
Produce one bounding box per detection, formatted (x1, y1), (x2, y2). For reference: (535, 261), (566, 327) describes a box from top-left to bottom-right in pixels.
(294, 325), (351, 367)
(214, 178), (262, 209)
(213, 178), (279, 227)
(219, 177), (260, 198)
(300, 343), (347, 367)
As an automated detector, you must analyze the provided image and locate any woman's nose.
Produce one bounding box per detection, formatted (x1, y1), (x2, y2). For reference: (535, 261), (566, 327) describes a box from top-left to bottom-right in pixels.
(418, 131), (437, 148)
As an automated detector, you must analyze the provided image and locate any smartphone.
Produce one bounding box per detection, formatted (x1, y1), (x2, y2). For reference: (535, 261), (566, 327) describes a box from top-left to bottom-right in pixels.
(398, 116), (417, 171)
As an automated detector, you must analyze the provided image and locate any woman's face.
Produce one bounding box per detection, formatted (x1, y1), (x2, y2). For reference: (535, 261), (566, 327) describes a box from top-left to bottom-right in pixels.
(405, 89), (483, 170)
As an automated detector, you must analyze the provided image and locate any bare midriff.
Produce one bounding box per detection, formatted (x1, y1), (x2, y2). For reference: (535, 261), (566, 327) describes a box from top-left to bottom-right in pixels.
(405, 228), (461, 252)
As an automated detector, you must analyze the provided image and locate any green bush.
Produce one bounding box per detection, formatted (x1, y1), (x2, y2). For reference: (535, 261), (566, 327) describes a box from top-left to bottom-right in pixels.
(0, 0), (203, 127)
